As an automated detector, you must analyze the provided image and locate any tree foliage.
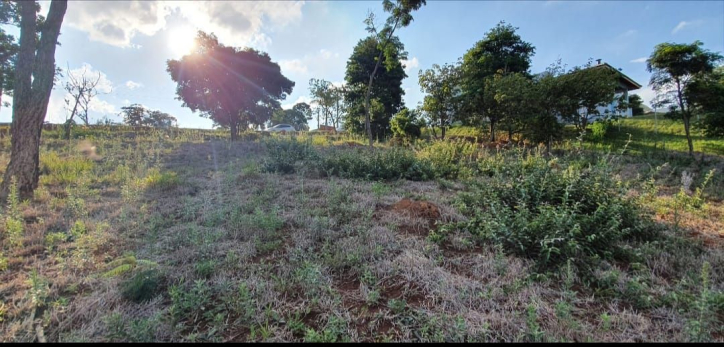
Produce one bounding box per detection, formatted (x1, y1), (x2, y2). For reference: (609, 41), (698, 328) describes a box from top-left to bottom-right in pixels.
(390, 107), (422, 140)
(167, 31), (294, 140)
(270, 106), (310, 131)
(647, 41), (723, 155)
(628, 94), (644, 116)
(460, 21), (535, 141)
(418, 63), (461, 139)
(358, 0), (426, 146)
(344, 35), (406, 138)
(120, 104), (177, 128)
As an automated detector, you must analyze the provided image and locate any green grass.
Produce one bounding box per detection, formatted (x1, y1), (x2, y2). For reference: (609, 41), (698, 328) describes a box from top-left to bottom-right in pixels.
(586, 114), (724, 156)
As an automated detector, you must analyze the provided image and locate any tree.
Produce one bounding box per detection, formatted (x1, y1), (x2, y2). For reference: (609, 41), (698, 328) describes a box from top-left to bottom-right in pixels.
(390, 107), (422, 141)
(418, 63), (461, 139)
(120, 104), (148, 126)
(628, 94), (644, 116)
(344, 35), (406, 138)
(167, 31), (294, 140)
(460, 21), (535, 141)
(119, 104), (177, 128)
(647, 41), (723, 155)
(1, 0), (67, 200)
(146, 110), (177, 128)
(309, 78), (334, 127)
(270, 107), (309, 131)
(329, 84), (347, 129)
(688, 66), (724, 137)
(360, 0), (426, 146)
(523, 63), (566, 153)
(556, 62), (620, 131)
(292, 102), (313, 122)
(492, 72), (534, 142)
(62, 64), (107, 139)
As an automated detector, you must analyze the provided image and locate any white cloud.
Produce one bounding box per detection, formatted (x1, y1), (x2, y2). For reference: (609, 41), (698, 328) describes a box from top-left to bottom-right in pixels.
(319, 49), (339, 60)
(67, 63), (114, 93)
(65, 1), (169, 48)
(672, 20), (703, 34)
(125, 81), (144, 90)
(401, 57), (419, 72)
(64, 1), (305, 49)
(168, 1), (304, 49)
(279, 59), (308, 74)
(630, 57), (647, 63)
(282, 96), (313, 109)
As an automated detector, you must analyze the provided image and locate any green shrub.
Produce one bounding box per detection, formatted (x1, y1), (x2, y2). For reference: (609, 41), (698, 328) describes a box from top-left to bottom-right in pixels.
(319, 147), (433, 181)
(416, 140), (478, 179)
(448, 154), (658, 273)
(144, 169), (180, 191)
(262, 136), (316, 174)
(390, 108), (423, 141)
(121, 269), (163, 303)
(589, 120), (611, 142)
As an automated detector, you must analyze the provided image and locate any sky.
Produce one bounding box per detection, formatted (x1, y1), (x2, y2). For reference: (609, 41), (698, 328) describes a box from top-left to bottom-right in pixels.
(1, 0), (722, 130)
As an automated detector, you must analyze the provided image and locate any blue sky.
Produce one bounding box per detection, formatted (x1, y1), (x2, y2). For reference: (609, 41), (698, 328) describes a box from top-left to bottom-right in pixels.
(1, 0), (722, 129)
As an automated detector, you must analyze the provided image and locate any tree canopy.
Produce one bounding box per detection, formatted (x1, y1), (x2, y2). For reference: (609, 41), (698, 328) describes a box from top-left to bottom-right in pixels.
(167, 31), (294, 140)
(647, 40), (723, 154)
(344, 35), (407, 138)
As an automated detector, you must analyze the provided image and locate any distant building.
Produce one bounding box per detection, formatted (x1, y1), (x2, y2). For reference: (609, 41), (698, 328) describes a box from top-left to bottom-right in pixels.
(584, 60), (642, 119)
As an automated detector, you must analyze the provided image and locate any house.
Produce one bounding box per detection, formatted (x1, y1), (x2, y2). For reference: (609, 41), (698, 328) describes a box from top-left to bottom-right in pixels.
(585, 60), (642, 119)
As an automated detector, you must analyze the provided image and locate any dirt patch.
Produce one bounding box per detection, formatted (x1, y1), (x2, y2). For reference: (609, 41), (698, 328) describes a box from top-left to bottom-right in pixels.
(382, 199), (442, 237)
(390, 199), (441, 221)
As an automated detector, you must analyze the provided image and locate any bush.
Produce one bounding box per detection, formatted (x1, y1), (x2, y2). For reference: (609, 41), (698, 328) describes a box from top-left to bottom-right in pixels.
(390, 108), (423, 141)
(416, 140), (478, 179)
(448, 154), (658, 273)
(589, 120), (611, 142)
(262, 136), (316, 174)
(121, 269), (163, 303)
(318, 147), (433, 181)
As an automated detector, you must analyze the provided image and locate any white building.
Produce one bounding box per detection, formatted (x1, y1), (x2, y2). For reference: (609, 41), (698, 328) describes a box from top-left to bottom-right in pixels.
(584, 60), (642, 120)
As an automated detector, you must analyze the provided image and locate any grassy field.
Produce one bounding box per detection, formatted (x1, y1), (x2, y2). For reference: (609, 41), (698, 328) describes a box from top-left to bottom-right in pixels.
(587, 114), (724, 156)
(0, 123), (722, 342)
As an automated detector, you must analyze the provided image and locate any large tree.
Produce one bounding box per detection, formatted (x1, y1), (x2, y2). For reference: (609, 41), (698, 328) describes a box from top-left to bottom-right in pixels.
(628, 94), (645, 116)
(418, 63), (461, 139)
(647, 41), (723, 155)
(309, 78), (335, 127)
(1, 0), (67, 200)
(119, 104), (177, 128)
(359, 0), (426, 146)
(556, 62), (620, 131)
(460, 21), (535, 141)
(344, 35), (406, 139)
(689, 66), (724, 137)
(270, 105), (310, 131)
(167, 31), (294, 140)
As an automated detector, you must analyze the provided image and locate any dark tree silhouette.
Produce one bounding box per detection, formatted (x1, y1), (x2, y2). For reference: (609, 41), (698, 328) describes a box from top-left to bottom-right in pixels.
(167, 32), (294, 140)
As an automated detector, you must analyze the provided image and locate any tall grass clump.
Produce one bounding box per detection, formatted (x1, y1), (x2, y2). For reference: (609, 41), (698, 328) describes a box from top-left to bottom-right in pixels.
(40, 152), (93, 185)
(448, 152), (658, 273)
(415, 140), (478, 179)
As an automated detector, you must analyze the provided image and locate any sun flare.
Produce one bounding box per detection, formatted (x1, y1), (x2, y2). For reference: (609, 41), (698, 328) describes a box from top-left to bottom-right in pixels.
(168, 26), (198, 58)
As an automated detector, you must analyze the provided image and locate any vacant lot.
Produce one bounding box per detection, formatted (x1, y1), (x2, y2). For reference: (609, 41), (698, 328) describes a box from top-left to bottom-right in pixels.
(0, 128), (722, 342)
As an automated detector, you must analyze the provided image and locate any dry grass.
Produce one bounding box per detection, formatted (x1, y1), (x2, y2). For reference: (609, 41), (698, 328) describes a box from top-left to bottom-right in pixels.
(0, 131), (722, 342)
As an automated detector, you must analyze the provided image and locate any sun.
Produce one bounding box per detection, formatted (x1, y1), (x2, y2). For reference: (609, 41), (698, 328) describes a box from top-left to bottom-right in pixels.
(168, 26), (198, 58)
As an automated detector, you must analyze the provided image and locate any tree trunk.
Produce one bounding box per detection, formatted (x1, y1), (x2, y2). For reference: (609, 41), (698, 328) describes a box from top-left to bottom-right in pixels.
(363, 19), (400, 148)
(441, 125), (446, 140)
(489, 119), (496, 142)
(675, 79), (694, 156)
(1, 0), (69, 200)
(229, 120), (238, 141)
